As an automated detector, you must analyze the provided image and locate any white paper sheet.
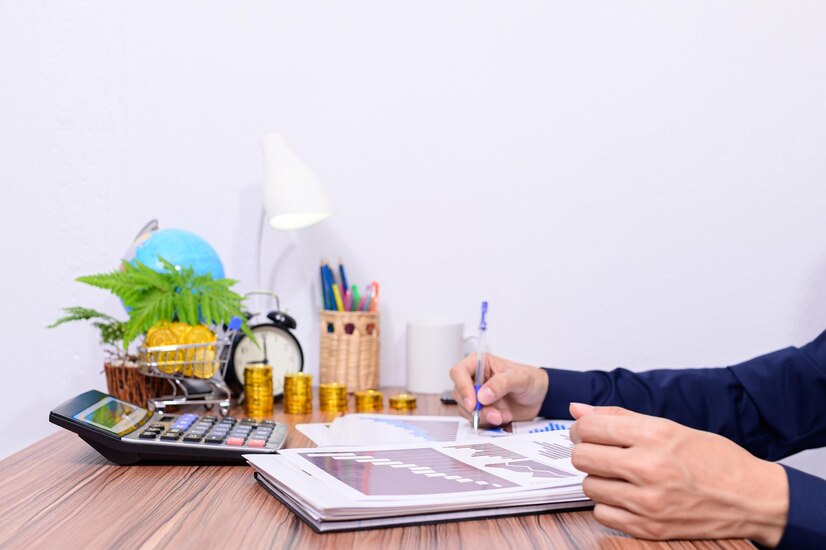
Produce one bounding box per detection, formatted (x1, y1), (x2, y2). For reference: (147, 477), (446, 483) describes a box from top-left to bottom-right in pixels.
(295, 415), (574, 447)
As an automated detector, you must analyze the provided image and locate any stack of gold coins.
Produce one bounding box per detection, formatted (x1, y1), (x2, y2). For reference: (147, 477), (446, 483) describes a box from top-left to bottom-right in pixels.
(284, 372), (313, 414)
(244, 363), (273, 419)
(355, 389), (383, 412)
(319, 383), (348, 413)
(389, 393), (417, 411)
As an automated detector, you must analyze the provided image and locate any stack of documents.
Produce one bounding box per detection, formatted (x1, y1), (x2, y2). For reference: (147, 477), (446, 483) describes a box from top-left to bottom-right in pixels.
(247, 429), (590, 532)
(295, 413), (574, 447)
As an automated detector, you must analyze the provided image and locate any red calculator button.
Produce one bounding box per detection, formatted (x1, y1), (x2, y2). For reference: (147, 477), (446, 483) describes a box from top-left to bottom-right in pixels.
(246, 439), (266, 448)
(226, 437), (245, 446)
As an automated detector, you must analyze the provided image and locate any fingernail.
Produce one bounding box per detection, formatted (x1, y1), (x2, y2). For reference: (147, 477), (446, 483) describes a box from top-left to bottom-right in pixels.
(464, 397), (475, 410)
(478, 387), (495, 405)
(486, 409), (503, 425)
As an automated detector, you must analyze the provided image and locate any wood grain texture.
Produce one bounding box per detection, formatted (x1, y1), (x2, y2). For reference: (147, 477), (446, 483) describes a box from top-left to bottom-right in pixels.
(0, 391), (753, 549)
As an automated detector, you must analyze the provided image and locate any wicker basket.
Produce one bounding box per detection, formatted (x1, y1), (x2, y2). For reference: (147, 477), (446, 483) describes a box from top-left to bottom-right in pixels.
(319, 310), (380, 391)
(104, 361), (171, 408)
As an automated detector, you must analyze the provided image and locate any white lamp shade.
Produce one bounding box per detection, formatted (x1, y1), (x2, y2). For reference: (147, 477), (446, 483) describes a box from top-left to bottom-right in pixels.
(261, 134), (334, 230)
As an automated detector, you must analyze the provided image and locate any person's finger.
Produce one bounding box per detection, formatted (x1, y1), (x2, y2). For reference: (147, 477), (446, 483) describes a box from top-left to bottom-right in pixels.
(570, 411), (644, 447)
(571, 442), (637, 481)
(482, 404), (513, 426)
(581, 475), (643, 512)
(569, 403), (635, 420)
(591, 503), (657, 540)
(450, 355), (479, 410)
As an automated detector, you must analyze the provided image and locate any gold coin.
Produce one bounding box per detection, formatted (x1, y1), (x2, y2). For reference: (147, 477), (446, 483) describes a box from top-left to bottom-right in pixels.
(284, 372), (313, 414)
(355, 389), (383, 412)
(389, 393), (417, 410)
(145, 322), (182, 374)
(319, 383), (348, 412)
(244, 363), (274, 419)
(185, 324), (217, 378)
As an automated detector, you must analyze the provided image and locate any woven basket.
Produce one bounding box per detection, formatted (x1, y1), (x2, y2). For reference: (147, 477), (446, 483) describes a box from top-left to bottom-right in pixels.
(104, 361), (171, 408)
(319, 311), (380, 391)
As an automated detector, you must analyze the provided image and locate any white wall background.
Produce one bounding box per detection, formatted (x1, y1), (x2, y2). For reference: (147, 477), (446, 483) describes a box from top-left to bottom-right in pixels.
(1, 1), (825, 460)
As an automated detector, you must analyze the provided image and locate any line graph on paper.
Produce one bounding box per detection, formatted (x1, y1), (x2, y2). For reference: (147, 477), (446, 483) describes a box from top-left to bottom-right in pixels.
(447, 443), (526, 460)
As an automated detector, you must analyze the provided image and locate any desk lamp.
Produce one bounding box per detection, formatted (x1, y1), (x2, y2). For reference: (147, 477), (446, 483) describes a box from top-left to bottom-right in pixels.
(256, 133), (334, 290)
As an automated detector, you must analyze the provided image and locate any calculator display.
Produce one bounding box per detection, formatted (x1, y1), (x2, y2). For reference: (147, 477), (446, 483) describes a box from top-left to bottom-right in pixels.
(73, 396), (149, 435)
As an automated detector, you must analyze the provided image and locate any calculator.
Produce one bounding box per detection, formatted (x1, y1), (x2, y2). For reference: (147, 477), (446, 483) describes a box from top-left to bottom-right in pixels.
(49, 389), (287, 465)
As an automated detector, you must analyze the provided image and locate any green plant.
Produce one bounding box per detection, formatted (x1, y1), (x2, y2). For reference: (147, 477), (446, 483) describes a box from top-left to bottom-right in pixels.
(48, 307), (127, 358)
(50, 258), (254, 352)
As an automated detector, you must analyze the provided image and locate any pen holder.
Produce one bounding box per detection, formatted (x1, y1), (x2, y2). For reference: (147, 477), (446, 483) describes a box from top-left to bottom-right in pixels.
(319, 310), (380, 391)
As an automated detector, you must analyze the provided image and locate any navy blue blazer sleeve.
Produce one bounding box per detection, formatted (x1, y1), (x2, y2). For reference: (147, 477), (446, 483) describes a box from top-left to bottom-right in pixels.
(538, 329), (826, 549)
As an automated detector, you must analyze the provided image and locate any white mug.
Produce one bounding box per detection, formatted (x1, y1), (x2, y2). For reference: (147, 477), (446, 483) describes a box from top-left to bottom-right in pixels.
(405, 321), (478, 394)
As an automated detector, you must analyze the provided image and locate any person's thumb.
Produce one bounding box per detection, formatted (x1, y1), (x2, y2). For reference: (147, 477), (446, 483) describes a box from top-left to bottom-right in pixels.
(477, 371), (515, 406)
(569, 403), (635, 420)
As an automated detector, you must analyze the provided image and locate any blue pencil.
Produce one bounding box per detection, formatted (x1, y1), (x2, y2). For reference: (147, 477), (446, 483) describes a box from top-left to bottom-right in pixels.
(323, 264), (336, 310)
(319, 264), (331, 310)
(339, 261), (349, 292)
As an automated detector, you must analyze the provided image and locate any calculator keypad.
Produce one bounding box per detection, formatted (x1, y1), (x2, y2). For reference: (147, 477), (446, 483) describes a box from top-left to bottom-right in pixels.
(134, 413), (280, 450)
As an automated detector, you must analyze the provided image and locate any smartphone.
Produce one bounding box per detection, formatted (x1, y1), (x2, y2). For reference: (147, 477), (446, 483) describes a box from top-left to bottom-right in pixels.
(440, 390), (457, 405)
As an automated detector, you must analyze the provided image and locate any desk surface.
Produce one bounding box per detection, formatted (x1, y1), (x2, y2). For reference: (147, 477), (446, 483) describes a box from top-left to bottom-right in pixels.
(0, 390), (751, 549)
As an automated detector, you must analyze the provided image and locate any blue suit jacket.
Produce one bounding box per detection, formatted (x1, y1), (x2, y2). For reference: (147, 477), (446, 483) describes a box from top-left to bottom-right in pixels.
(540, 330), (826, 549)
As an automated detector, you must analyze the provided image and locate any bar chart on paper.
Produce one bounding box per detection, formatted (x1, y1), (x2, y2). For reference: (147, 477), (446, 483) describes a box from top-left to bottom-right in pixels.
(300, 448), (517, 496)
(512, 419), (574, 434)
(359, 417), (460, 442)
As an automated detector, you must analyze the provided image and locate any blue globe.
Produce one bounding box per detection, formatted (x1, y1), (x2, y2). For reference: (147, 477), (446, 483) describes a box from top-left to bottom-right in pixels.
(130, 228), (225, 280)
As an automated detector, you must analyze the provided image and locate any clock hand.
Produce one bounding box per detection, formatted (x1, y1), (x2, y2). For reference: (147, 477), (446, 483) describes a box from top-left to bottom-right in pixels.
(262, 334), (269, 365)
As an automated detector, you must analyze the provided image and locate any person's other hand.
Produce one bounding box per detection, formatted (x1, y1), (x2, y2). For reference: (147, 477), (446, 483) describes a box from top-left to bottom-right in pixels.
(569, 403), (789, 547)
(449, 354), (548, 426)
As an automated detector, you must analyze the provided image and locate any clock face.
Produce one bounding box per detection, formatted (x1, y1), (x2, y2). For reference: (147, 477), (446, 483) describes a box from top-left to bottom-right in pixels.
(232, 325), (303, 396)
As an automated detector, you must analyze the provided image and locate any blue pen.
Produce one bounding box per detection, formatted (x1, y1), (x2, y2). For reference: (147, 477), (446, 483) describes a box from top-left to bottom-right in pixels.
(472, 301), (488, 431)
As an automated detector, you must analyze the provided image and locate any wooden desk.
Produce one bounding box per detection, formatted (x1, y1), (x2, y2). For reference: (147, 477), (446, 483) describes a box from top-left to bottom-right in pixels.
(0, 392), (751, 549)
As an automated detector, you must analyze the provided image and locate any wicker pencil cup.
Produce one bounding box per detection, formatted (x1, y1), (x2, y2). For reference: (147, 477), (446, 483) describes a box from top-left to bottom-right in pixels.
(319, 311), (380, 391)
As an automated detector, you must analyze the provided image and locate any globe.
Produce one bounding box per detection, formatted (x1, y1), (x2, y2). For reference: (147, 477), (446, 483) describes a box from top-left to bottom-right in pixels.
(128, 228), (225, 281)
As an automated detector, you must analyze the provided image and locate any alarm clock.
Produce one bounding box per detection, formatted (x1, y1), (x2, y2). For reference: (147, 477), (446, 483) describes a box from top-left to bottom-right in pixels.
(225, 304), (304, 399)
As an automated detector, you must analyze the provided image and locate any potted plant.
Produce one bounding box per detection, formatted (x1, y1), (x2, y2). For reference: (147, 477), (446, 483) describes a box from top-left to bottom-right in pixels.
(50, 258), (253, 405)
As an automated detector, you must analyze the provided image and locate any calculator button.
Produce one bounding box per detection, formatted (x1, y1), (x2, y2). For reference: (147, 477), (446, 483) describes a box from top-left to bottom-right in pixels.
(161, 432), (182, 441)
(149, 423), (166, 429)
(259, 420), (275, 426)
(202, 415), (218, 422)
(204, 435), (225, 444)
(139, 432), (159, 439)
(246, 439), (266, 448)
(226, 437), (245, 446)
(183, 434), (203, 443)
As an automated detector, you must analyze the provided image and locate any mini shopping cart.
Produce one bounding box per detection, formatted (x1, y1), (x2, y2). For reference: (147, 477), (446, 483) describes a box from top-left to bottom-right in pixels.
(137, 320), (240, 416)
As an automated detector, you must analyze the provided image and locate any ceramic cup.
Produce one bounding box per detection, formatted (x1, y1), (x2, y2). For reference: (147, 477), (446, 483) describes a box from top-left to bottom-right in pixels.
(405, 320), (478, 394)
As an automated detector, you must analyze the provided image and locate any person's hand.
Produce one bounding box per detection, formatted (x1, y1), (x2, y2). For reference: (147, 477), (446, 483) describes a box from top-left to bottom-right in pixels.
(569, 403), (789, 547)
(449, 354), (548, 426)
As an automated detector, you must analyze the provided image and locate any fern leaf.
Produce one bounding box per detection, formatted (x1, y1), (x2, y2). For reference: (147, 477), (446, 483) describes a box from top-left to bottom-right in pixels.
(48, 307), (116, 328)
